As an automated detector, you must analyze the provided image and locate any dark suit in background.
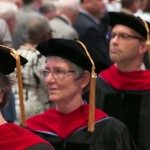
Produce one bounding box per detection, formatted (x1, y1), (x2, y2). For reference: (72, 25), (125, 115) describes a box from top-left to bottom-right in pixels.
(74, 10), (112, 72)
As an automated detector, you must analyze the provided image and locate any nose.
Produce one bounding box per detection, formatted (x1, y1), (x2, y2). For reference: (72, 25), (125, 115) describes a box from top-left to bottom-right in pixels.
(45, 72), (56, 84)
(110, 34), (120, 44)
(111, 33), (118, 40)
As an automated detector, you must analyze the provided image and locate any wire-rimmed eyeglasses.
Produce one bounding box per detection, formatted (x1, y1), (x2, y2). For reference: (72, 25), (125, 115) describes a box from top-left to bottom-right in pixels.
(110, 32), (144, 41)
(40, 68), (76, 79)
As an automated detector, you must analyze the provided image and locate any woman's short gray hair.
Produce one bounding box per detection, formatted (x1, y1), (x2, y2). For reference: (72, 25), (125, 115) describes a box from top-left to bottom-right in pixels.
(71, 62), (84, 79)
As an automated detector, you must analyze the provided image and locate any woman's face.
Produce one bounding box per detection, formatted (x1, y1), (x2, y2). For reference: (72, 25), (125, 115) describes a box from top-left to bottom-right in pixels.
(43, 57), (89, 103)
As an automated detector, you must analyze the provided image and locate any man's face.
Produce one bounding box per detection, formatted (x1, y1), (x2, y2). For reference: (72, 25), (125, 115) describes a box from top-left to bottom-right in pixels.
(109, 24), (144, 64)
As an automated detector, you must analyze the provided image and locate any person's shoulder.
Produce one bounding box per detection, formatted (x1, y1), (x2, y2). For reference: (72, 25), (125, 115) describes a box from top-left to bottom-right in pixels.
(74, 12), (96, 28)
(49, 17), (69, 31)
(0, 123), (54, 150)
(107, 117), (128, 130)
(49, 16), (69, 27)
(96, 117), (130, 135)
(49, 17), (63, 24)
(96, 76), (116, 93)
(94, 117), (137, 149)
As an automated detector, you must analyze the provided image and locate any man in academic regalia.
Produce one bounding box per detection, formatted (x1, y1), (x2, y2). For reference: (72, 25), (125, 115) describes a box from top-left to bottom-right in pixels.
(25, 38), (137, 150)
(96, 12), (150, 150)
(0, 45), (54, 150)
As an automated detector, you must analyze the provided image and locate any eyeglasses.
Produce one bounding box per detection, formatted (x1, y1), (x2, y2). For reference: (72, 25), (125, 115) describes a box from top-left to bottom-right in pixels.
(110, 32), (144, 41)
(40, 68), (76, 79)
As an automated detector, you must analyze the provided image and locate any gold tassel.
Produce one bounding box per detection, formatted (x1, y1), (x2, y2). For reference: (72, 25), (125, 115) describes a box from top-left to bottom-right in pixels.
(0, 45), (26, 125)
(88, 67), (97, 132)
(76, 40), (97, 132)
(11, 50), (26, 125)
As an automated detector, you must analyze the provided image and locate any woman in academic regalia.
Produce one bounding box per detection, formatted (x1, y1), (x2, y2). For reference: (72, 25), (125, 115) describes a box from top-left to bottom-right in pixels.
(25, 38), (137, 150)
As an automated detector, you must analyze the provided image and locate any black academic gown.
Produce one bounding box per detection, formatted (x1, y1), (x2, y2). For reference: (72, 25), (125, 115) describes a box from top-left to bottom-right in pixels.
(95, 64), (150, 150)
(0, 123), (54, 150)
(25, 104), (137, 150)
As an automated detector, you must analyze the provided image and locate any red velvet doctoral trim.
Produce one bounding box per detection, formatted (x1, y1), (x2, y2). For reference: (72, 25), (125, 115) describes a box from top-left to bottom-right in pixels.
(99, 64), (150, 90)
(26, 104), (108, 140)
(0, 123), (49, 150)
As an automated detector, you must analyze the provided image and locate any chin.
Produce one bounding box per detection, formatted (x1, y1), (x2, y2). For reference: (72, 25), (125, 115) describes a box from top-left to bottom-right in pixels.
(49, 96), (60, 102)
(110, 55), (118, 63)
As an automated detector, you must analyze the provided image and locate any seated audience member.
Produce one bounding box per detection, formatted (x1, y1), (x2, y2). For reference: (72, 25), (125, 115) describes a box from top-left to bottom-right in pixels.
(49, 0), (79, 39)
(74, 0), (112, 72)
(97, 12), (150, 150)
(12, 13), (52, 120)
(25, 38), (137, 150)
(0, 45), (54, 150)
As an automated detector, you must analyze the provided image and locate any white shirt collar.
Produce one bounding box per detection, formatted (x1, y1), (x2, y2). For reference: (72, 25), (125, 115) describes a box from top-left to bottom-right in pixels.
(115, 63), (146, 71)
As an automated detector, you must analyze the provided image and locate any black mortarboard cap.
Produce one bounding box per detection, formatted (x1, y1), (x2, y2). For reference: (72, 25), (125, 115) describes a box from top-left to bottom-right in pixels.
(36, 38), (109, 73)
(36, 38), (93, 72)
(108, 12), (147, 40)
(0, 45), (27, 75)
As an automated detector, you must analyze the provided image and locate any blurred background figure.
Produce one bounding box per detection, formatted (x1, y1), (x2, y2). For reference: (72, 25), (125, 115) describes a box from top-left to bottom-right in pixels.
(0, 1), (18, 38)
(104, 0), (121, 12)
(120, 0), (142, 14)
(0, 0), (23, 9)
(12, 0), (43, 49)
(0, 19), (12, 47)
(19, 0), (42, 12)
(49, 0), (79, 39)
(12, 0), (23, 8)
(12, 13), (52, 121)
(39, 0), (56, 20)
(74, 0), (112, 73)
(135, 0), (150, 23)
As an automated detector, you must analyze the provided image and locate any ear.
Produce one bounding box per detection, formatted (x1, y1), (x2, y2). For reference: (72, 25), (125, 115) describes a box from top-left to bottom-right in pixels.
(0, 92), (4, 104)
(80, 71), (91, 89)
(139, 42), (148, 54)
